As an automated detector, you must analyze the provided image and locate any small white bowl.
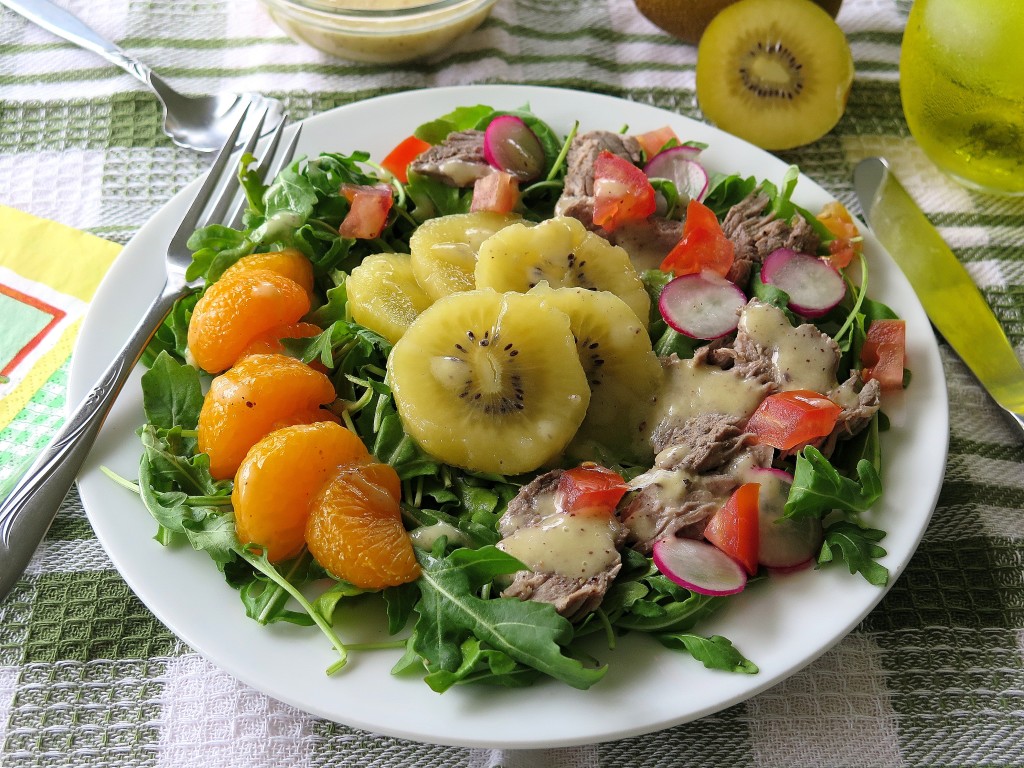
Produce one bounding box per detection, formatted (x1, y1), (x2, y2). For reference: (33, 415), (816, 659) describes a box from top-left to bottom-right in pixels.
(258, 0), (498, 63)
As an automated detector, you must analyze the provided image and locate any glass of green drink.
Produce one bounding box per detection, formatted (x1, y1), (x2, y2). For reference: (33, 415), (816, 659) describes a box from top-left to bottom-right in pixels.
(900, 0), (1024, 196)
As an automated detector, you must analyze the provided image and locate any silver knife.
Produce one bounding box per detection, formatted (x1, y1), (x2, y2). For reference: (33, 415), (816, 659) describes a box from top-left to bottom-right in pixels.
(854, 157), (1024, 436)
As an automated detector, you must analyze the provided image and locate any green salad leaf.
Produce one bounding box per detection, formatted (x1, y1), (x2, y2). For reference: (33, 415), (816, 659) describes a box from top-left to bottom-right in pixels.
(410, 546), (607, 691)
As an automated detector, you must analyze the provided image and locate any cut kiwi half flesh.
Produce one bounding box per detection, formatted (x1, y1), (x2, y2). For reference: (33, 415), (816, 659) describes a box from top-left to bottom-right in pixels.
(695, 0), (853, 150)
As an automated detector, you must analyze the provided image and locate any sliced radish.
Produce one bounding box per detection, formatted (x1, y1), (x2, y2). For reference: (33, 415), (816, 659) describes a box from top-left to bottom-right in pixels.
(483, 116), (545, 182)
(749, 466), (823, 569)
(658, 271), (747, 339)
(652, 536), (747, 596)
(760, 248), (845, 319)
(644, 145), (709, 202)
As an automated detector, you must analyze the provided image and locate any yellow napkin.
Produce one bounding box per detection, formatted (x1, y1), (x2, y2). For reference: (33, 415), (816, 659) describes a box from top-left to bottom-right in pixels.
(0, 205), (121, 430)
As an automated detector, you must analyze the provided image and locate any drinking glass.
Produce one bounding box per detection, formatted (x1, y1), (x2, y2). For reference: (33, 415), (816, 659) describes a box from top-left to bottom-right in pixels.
(900, 0), (1024, 195)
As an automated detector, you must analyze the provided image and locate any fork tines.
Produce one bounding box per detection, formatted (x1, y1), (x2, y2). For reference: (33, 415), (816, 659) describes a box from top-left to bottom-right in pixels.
(169, 107), (299, 259)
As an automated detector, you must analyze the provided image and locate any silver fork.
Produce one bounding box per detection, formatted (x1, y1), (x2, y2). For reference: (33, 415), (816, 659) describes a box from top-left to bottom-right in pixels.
(0, 109), (301, 601)
(0, 0), (285, 152)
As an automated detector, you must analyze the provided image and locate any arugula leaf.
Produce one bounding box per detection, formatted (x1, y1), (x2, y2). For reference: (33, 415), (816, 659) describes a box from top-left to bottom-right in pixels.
(818, 521), (889, 586)
(383, 581), (420, 635)
(702, 173), (758, 217)
(311, 578), (367, 624)
(405, 171), (471, 220)
(140, 352), (204, 432)
(655, 633), (759, 674)
(784, 446), (882, 520)
(414, 104), (494, 144)
(411, 546), (607, 690)
(143, 292), (199, 367)
(423, 636), (542, 692)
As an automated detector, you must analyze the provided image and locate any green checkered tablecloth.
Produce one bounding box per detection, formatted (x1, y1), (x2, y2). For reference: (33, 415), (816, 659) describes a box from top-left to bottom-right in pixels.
(1, 0), (1022, 765)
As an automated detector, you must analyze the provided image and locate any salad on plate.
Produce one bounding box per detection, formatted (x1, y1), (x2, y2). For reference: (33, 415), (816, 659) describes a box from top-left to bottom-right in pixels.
(111, 101), (908, 693)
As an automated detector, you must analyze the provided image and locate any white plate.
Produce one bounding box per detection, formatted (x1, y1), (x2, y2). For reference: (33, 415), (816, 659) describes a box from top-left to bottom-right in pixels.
(72, 85), (947, 748)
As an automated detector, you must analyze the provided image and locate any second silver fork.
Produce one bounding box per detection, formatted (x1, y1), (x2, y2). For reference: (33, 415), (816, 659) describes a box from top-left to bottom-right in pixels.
(0, 109), (301, 601)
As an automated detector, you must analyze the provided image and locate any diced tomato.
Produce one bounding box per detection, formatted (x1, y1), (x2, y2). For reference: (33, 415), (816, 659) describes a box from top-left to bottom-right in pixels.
(470, 171), (519, 213)
(635, 126), (679, 159)
(592, 150), (657, 231)
(704, 483), (760, 575)
(556, 463), (629, 518)
(660, 199), (735, 278)
(339, 184), (393, 239)
(817, 201), (862, 269)
(746, 389), (843, 451)
(381, 135), (430, 184)
(861, 319), (906, 391)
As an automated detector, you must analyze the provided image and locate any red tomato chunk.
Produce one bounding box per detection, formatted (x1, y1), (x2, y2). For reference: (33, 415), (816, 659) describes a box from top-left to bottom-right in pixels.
(747, 390), (842, 451)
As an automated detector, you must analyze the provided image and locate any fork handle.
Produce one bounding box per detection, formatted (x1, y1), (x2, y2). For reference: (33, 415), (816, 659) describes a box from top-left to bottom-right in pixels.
(0, 283), (184, 601)
(1, 0), (154, 86)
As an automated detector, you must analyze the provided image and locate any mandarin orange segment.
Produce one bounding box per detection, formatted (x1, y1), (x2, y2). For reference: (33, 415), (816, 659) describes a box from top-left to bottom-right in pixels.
(239, 321), (323, 359)
(232, 422), (371, 562)
(198, 354), (337, 480)
(188, 268), (310, 373)
(222, 248), (316, 299)
(305, 462), (420, 589)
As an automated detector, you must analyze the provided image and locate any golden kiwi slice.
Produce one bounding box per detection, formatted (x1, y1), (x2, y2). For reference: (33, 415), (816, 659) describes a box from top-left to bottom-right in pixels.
(409, 212), (523, 301)
(387, 289), (590, 475)
(475, 216), (651, 328)
(695, 0), (854, 150)
(531, 285), (663, 463)
(346, 253), (433, 344)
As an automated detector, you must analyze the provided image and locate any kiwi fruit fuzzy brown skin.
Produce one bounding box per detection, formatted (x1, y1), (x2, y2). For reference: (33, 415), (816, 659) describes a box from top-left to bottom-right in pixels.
(634, 0), (842, 45)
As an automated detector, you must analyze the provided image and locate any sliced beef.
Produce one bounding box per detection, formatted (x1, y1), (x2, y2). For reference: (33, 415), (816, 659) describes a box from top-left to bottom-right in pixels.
(561, 130), (642, 198)
(708, 299), (841, 390)
(407, 130), (490, 187)
(622, 445), (773, 553)
(554, 130), (685, 269)
(816, 374), (882, 457)
(605, 218), (685, 272)
(498, 469), (561, 537)
(497, 469), (627, 621)
(720, 191), (822, 287)
(651, 412), (753, 474)
(501, 569), (621, 623)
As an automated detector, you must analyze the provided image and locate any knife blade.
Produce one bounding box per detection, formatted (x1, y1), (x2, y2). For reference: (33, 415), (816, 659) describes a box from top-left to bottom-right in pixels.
(854, 157), (1024, 435)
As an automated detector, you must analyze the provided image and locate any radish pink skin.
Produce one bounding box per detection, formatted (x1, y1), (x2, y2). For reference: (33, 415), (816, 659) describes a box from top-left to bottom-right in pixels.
(760, 248), (845, 319)
(658, 272), (747, 340)
(483, 116), (545, 182)
(644, 146), (709, 202)
(652, 536), (747, 596)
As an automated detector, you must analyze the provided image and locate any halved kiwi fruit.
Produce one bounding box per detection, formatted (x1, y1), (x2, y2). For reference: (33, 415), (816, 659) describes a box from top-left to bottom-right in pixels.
(695, 0), (853, 150)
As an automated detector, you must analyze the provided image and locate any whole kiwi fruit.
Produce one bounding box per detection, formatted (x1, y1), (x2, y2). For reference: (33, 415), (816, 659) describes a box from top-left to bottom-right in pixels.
(634, 0), (842, 44)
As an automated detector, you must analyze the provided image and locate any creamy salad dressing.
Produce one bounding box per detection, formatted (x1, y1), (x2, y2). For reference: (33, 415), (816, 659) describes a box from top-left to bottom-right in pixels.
(259, 0), (495, 63)
(739, 302), (838, 393)
(644, 356), (765, 447)
(498, 488), (622, 579)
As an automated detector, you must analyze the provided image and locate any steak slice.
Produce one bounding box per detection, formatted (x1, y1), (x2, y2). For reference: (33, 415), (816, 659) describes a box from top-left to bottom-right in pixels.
(622, 445), (773, 553)
(497, 469), (627, 621)
(407, 129), (491, 187)
(720, 191), (822, 287)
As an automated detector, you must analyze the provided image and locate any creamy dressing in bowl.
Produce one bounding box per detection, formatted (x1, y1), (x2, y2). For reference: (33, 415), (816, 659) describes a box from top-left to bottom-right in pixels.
(257, 0), (497, 62)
